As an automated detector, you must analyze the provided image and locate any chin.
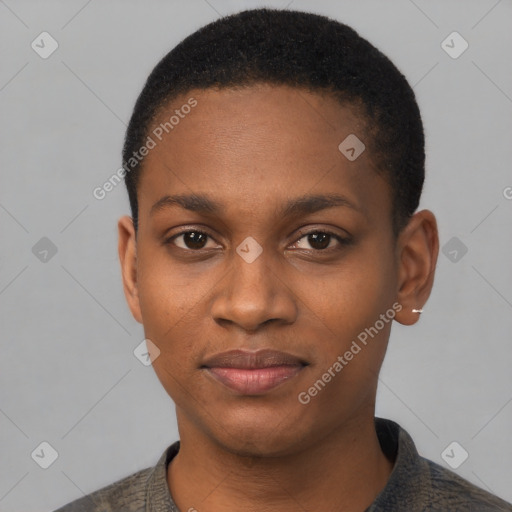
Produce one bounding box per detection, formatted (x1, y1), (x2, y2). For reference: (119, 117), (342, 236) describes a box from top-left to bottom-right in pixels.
(214, 429), (302, 458)
(205, 405), (316, 458)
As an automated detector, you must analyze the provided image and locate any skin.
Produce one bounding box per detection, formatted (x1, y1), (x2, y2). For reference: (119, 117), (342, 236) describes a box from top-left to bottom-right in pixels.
(118, 84), (439, 512)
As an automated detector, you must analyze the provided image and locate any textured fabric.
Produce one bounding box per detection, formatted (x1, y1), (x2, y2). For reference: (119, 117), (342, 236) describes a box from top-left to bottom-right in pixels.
(54, 418), (512, 512)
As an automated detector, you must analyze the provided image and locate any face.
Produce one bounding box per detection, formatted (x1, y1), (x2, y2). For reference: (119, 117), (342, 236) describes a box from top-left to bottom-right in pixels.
(119, 84), (425, 457)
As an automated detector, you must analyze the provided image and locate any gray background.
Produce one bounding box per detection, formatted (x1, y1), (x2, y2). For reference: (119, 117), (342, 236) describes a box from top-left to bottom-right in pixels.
(1, 0), (511, 510)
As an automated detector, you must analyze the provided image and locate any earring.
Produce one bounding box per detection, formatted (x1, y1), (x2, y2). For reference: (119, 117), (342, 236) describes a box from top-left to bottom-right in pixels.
(412, 308), (423, 314)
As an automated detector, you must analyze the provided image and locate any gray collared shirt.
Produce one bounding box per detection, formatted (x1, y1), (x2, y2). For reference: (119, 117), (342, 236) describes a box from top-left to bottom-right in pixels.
(54, 418), (512, 511)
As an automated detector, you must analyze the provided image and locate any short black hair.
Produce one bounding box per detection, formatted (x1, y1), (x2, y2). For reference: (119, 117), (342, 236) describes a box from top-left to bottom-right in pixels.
(123, 8), (424, 235)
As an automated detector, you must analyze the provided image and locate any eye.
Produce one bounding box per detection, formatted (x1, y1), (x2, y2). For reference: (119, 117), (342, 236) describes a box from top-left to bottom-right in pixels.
(290, 230), (350, 251)
(165, 228), (351, 253)
(167, 230), (220, 250)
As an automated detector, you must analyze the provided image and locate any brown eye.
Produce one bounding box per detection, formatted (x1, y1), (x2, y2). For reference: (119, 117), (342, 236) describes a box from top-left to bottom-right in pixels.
(183, 232), (207, 249)
(292, 230), (347, 251)
(305, 232), (331, 250)
(170, 231), (217, 250)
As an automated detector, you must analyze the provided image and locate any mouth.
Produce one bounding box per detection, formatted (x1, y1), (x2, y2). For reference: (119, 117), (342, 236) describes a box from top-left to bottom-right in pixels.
(201, 349), (308, 395)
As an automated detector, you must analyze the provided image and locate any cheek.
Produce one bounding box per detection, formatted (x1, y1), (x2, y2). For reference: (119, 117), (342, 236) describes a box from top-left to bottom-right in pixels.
(136, 242), (212, 332)
(295, 241), (397, 392)
(135, 251), (207, 380)
(299, 250), (395, 341)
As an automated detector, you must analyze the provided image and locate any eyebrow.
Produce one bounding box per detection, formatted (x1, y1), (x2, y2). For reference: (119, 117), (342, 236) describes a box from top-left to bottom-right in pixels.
(150, 193), (362, 218)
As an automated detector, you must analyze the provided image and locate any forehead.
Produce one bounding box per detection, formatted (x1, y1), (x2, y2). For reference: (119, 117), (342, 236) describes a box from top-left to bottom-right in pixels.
(138, 84), (390, 224)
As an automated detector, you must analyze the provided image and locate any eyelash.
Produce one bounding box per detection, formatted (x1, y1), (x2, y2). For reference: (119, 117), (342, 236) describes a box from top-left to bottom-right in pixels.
(164, 227), (351, 253)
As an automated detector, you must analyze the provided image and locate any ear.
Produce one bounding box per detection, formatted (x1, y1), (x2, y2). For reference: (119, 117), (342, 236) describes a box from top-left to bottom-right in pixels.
(118, 215), (143, 324)
(394, 209), (439, 326)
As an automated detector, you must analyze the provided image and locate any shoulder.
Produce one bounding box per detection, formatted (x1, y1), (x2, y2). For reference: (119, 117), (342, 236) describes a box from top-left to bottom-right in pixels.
(371, 418), (512, 511)
(53, 466), (154, 512)
(424, 457), (512, 511)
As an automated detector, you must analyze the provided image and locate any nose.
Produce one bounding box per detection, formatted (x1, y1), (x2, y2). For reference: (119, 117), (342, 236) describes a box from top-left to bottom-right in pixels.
(211, 245), (298, 332)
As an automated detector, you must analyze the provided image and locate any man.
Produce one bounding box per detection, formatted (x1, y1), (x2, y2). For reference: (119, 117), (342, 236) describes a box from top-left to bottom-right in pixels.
(55, 8), (512, 511)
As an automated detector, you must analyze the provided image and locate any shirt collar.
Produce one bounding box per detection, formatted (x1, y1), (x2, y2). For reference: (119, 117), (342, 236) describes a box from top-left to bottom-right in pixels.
(366, 418), (434, 510)
(144, 418), (431, 511)
(145, 440), (180, 512)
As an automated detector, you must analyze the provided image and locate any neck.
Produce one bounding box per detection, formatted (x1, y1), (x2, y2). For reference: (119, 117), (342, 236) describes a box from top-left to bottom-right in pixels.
(167, 411), (394, 512)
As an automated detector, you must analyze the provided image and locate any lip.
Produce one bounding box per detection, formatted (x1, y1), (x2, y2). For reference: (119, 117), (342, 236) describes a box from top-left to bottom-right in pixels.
(201, 349), (307, 395)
